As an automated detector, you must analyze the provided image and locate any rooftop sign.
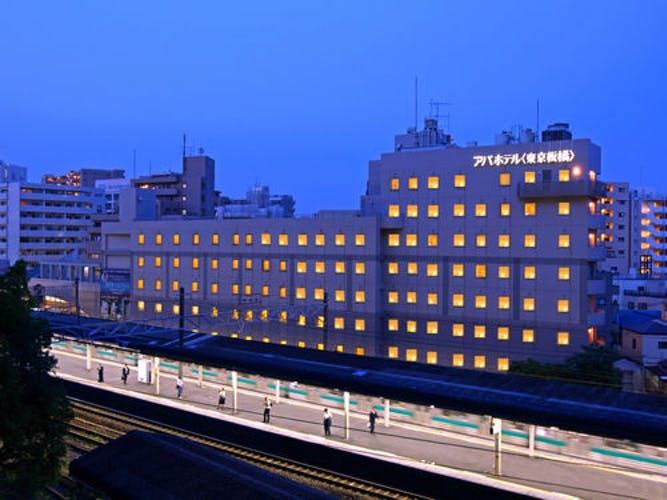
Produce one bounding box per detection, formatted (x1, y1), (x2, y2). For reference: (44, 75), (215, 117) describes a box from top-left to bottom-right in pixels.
(473, 149), (575, 168)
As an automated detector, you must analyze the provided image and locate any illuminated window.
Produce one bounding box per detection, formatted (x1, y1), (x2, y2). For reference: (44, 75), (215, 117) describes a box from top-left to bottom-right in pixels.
(244, 284), (252, 295)
(191, 281), (199, 293)
(524, 266), (536, 279)
(355, 319), (366, 331)
(428, 204), (439, 218)
(212, 233), (219, 245)
(558, 202), (570, 215)
(524, 234), (536, 248)
(475, 295), (487, 309)
(279, 311), (287, 323)
(475, 234), (487, 247)
(388, 233), (400, 247)
(355, 262), (366, 274)
(355, 233), (366, 246)
(172, 233), (180, 245)
(405, 233), (417, 247)
(452, 354), (464, 367)
(297, 233), (308, 246)
(261, 233), (271, 245)
(245, 233), (252, 245)
(334, 317), (345, 330)
(452, 263), (464, 277)
(523, 297), (535, 311)
(497, 358), (509, 371)
(558, 169), (570, 182)
(138, 233), (145, 245)
(426, 264), (438, 277)
(453, 234), (465, 247)
(390, 177), (399, 191)
(427, 293), (438, 305)
(137, 278), (144, 290)
(428, 176), (439, 189)
(192, 233), (200, 245)
(297, 314), (306, 326)
(387, 291), (398, 304)
(210, 283), (219, 294)
(192, 257), (200, 270)
(425, 321), (438, 335)
(427, 351), (438, 364)
(522, 329), (534, 343)
(406, 320), (417, 333)
(475, 264), (486, 278)
(212, 307), (219, 318)
(355, 290), (366, 303)
(408, 177), (418, 190)
(232, 284), (239, 295)
(474, 355), (486, 369)
(279, 287), (287, 298)
(154, 303), (162, 313)
(335, 289), (345, 302)
(452, 294), (464, 307)
(335, 261), (345, 274)
(497, 326), (509, 340)
(427, 233), (439, 247)
(314, 288), (325, 300)
(406, 291), (417, 304)
(499, 172), (511, 186)
(154, 279), (162, 291)
(262, 285), (269, 296)
(335, 233), (345, 246)
(500, 203), (511, 216)
(454, 174), (466, 188)
(279, 260), (287, 272)
(232, 233), (240, 245)
(453, 203), (465, 217)
(407, 262), (418, 275)
(295, 287), (306, 300)
(388, 204), (400, 217)
(315, 233), (325, 246)
(498, 234), (510, 248)
(262, 259), (270, 272)
(406, 205), (418, 217)
(405, 349), (417, 362)
(558, 266), (571, 280)
(211, 259), (219, 270)
(155, 233), (163, 245)
(388, 318), (399, 331)
(475, 203), (487, 217)
(524, 202), (536, 216)
(278, 233), (288, 246)
(557, 331), (570, 345)
(452, 323), (464, 337)
(171, 280), (179, 291)
(498, 265), (510, 279)
(137, 300), (145, 312)
(315, 261), (325, 273)
(474, 325), (486, 338)
(558, 234), (571, 248)
(524, 171), (536, 183)
(137, 256), (145, 267)
(296, 261), (307, 273)
(388, 346), (399, 358)
(388, 262), (399, 274)
(498, 296), (510, 309)
(557, 299), (570, 313)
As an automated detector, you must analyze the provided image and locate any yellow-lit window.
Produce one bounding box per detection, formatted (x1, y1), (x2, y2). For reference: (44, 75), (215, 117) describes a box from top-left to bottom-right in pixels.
(475, 264), (486, 278)
(244, 259), (253, 271)
(500, 203), (511, 216)
(335, 289), (345, 302)
(523, 297), (535, 311)
(453, 203), (465, 217)
(171, 280), (179, 291)
(262, 260), (270, 272)
(191, 281), (199, 293)
(406, 291), (417, 304)
(408, 177), (418, 190)
(558, 202), (570, 215)
(231, 259), (239, 270)
(476, 234), (487, 247)
(212, 233), (219, 245)
(315, 233), (325, 246)
(558, 266), (571, 280)
(428, 176), (440, 189)
(261, 233), (271, 245)
(524, 202), (536, 216)
(388, 204), (400, 217)
(154, 303), (162, 313)
(315, 261), (325, 274)
(559, 169), (570, 182)
(332, 261), (345, 274)
(137, 278), (144, 290)
(279, 287), (287, 298)
(497, 326), (509, 340)
(426, 263), (438, 277)
(232, 284), (239, 295)
(355, 262), (366, 274)
(278, 233), (288, 246)
(474, 325), (486, 338)
(355, 233), (366, 246)
(172, 257), (180, 269)
(137, 256), (145, 267)
(211, 282), (219, 294)
(387, 291), (398, 304)
(522, 329), (534, 343)
(426, 321), (438, 335)
(388, 233), (400, 247)
(406, 320), (417, 333)
(524, 234), (536, 248)
(452, 294), (464, 307)
(475, 295), (487, 309)
(427, 293), (438, 305)
(454, 174), (466, 188)
(453, 234), (465, 247)
(406, 204), (418, 218)
(388, 318), (399, 331)
(154, 279), (162, 291)
(355, 319), (366, 331)
(498, 296), (510, 309)
(137, 300), (145, 312)
(297, 314), (306, 326)
(295, 287), (306, 300)
(499, 172), (511, 186)
(390, 177), (399, 191)
(452, 323), (464, 337)
(211, 259), (218, 270)
(405, 233), (417, 247)
(279, 260), (287, 272)
(388, 262), (398, 275)
(172, 233), (180, 245)
(407, 262), (418, 275)
(475, 203), (487, 217)
(232, 233), (240, 245)
(524, 171), (536, 183)
(498, 234), (510, 248)
(388, 346), (399, 358)
(558, 299), (570, 313)
(427, 233), (439, 247)
(192, 233), (200, 245)
(557, 332), (570, 345)
(498, 265), (510, 279)
(138, 233), (145, 245)
(192, 257), (200, 270)
(497, 358), (509, 371)
(524, 266), (536, 279)
(298, 341), (306, 348)
(262, 285), (269, 296)
(314, 288), (325, 300)
(245, 233), (253, 245)
(297, 233), (308, 246)
(452, 354), (464, 367)
(558, 234), (571, 248)
(155, 233), (163, 245)
(296, 261), (307, 273)
(405, 349), (417, 362)
(355, 290), (366, 303)
(212, 307), (219, 318)
(427, 204), (439, 218)
(279, 311), (287, 323)
(334, 317), (345, 330)
(259, 310), (268, 321)
(335, 233), (345, 246)
(474, 356), (486, 369)
(244, 284), (252, 295)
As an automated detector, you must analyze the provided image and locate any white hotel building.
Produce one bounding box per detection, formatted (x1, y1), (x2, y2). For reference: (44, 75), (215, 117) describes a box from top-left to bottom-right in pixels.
(102, 120), (612, 371)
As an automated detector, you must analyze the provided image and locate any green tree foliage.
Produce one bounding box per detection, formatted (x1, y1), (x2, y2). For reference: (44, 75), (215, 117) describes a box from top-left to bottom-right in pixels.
(0, 261), (72, 497)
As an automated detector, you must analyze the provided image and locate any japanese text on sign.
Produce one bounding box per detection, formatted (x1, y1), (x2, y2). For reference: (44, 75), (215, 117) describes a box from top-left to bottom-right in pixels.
(473, 149), (575, 167)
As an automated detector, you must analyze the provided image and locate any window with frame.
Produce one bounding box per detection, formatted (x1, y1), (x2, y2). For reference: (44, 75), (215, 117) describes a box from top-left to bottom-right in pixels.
(296, 261), (307, 273)
(192, 257), (200, 270)
(522, 329), (534, 343)
(427, 351), (438, 364)
(388, 318), (399, 331)
(406, 291), (417, 304)
(335, 289), (345, 302)
(295, 287), (306, 300)
(314, 288), (325, 300)
(262, 259), (270, 272)
(524, 266), (536, 279)
(244, 284), (252, 295)
(279, 287), (287, 298)
(212, 233), (219, 245)
(558, 202), (570, 215)
(498, 296), (510, 309)
(474, 356), (486, 369)
(406, 205), (418, 217)
(297, 233), (308, 246)
(137, 300), (145, 312)
(355, 262), (366, 274)
(279, 260), (287, 272)
(262, 285), (269, 296)
(454, 174), (466, 188)
(407, 262), (417, 275)
(500, 203), (511, 216)
(137, 278), (144, 290)
(475, 203), (487, 217)
(476, 234), (487, 247)
(171, 280), (179, 291)
(172, 304), (180, 315)
(452, 323), (464, 337)
(557, 299), (570, 313)
(405, 234), (417, 247)
(524, 171), (536, 183)
(557, 331), (570, 345)
(355, 290), (366, 303)
(335, 261), (345, 274)
(452, 294), (464, 307)
(497, 358), (510, 371)
(387, 291), (399, 304)
(498, 234), (510, 248)
(406, 320), (417, 333)
(138, 233), (145, 245)
(388, 346), (399, 358)
(558, 266), (571, 280)
(453, 234), (465, 247)
(155, 233), (163, 245)
(428, 204), (440, 218)
(355, 233), (366, 246)
(428, 176), (439, 189)
(388, 233), (400, 247)
(426, 263), (438, 277)
(390, 177), (399, 191)
(355, 319), (366, 331)
(426, 321), (438, 334)
(497, 326), (509, 340)
(452, 263), (464, 277)
(211, 258), (219, 270)
(524, 234), (536, 248)
(245, 233), (252, 245)
(499, 172), (511, 186)
(137, 256), (145, 267)
(475, 264), (487, 278)
(498, 265), (510, 279)
(523, 297), (536, 311)
(278, 233), (288, 246)
(315, 233), (325, 246)
(427, 233), (439, 247)
(192, 233), (200, 245)
(315, 261), (325, 273)
(408, 177), (418, 190)
(335, 233), (345, 246)
(232, 233), (240, 245)
(154, 257), (162, 268)
(453, 203), (465, 217)
(154, 279), (162, 291)
(474, 325), (486, 338)
(172, 233), (180, 245)
(334, 317), (345, 330)
(191, 281), (199, 293)
(475, 295), (487, 309)
(452, 354), (464, 367)
(154, 303), (162, 313)
(524, 202), (536, 216)
(261, 233), (271, 245)
(388, 262), (398, 274)
(559, 169), (570, 182)
(243, 259), (252, 270)
(427, 293), (438, 305)
(558, 234), (571, 248)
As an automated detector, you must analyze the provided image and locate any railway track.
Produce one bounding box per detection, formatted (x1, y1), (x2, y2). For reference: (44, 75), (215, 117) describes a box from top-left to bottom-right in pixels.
(64, 399), (426, 499)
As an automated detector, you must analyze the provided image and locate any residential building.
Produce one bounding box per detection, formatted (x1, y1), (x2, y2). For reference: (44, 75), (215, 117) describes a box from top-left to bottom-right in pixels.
(216, 185), (296, 219)
(43, 168), (125, 188)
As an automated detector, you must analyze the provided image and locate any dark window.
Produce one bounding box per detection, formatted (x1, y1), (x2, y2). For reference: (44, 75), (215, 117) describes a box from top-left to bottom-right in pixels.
(632, 338), (637, 349)
(659, 341), (667, 349)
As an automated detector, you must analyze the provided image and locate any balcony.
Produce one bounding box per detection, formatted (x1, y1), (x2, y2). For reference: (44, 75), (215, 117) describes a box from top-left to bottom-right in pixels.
(517, 179), (606, 199)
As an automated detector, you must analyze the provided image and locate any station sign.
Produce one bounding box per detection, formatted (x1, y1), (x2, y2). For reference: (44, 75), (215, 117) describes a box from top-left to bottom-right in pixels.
(473, 149), (575, 168)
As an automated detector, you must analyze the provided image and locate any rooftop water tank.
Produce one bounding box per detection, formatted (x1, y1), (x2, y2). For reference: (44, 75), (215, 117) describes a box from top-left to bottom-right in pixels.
(494, 131), (513, 145)
(542, 123), (572, 142)
(520, 128), (536, 143)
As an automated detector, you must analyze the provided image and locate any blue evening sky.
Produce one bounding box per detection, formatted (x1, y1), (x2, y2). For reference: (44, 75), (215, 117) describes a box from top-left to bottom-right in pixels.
(1, 1), (665, 214)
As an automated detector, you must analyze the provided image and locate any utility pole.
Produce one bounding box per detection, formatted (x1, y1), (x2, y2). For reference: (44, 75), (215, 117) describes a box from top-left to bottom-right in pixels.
(178, 287), (184, 377)
(322, 292), (329, 351)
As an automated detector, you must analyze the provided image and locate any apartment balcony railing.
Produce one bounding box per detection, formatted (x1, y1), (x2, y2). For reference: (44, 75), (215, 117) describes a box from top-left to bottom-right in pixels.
(517, 179), (606, 199)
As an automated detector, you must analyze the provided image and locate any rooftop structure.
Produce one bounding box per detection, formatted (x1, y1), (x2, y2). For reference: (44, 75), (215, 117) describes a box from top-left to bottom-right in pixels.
(43, 168), (125, 188)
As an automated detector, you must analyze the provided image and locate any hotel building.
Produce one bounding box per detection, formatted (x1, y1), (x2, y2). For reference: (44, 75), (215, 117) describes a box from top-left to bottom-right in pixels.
(102, 120), (612, 370)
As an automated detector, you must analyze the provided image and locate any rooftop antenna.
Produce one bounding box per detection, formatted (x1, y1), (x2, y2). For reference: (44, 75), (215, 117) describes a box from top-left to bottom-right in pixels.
(132, 149), (136, 179)
(428, 99), (452, 134)
(182, 134), (187, 160)
(414, 76), (418, 130)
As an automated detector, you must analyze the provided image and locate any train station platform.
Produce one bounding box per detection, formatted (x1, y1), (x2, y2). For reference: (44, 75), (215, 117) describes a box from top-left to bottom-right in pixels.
(53, 348), (667, 500)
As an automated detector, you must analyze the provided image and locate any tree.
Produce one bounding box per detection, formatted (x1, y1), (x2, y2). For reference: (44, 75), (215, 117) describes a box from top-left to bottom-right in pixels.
(0, 260), (72, 497)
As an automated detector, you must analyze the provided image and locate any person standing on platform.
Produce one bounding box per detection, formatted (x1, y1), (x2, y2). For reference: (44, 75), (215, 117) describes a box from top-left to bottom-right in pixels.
(121, 364), (130, 385)
(217, 387), (226, 409)
(263, 397), (272, 423)
(368, 408), (378, 433)
(176, 376), (184, 399)
(97, 364), (104, 383)
(323, 408), (332, 436)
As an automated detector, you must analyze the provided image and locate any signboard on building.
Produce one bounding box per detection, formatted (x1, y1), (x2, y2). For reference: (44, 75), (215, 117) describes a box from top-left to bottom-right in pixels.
(100, 268), (131, 296)
(473, 149), (575, 168)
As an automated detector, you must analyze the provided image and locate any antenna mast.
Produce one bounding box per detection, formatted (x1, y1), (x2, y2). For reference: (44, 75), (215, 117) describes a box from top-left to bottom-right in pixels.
(428, 99), (452, 133)
(536, 100), (540, 142)
(414, 76), (418, 130)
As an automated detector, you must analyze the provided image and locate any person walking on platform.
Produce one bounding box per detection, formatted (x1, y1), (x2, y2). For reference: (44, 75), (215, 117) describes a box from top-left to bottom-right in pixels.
(323, 408), (332, 436)
(121, 364), (130, 385)
(217, 387), (226, 409)
(368, 408), (378, 434)
(176, 376), (184, 399)
(97, 364), (104, 383)
(263, 397), (272, 423)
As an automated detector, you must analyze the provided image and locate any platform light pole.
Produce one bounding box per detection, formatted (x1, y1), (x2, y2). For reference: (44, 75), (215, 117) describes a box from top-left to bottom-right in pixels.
(178, 287), (184, 377)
